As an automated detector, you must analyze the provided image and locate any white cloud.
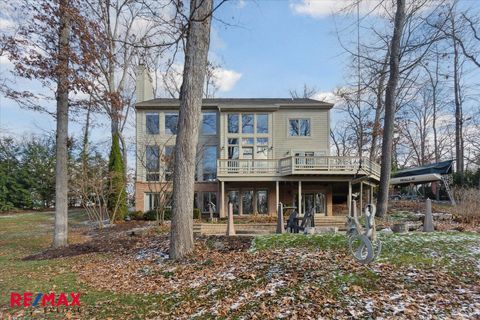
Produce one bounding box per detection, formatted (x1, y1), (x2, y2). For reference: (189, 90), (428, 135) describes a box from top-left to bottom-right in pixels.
(236, 0), (246, 9)
(290, 0), (439, 19)
(312, 91), (338, 104)
(212, 68), (242, 92)
(153, 64), (242, 96)
(290, 0), (354, 18)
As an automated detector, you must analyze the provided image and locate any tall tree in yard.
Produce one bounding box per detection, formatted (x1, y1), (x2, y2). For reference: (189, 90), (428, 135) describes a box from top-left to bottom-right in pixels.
(53, 0), (71, 247)
(376, 0), (406, 217)
(3, 0), (100, 246)
(170, 0), (213, 260)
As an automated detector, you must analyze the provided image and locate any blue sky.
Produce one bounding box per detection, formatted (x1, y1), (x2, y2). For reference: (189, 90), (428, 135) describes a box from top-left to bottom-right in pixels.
(211, 0), (345, 97)
(0, 0), (350, 143)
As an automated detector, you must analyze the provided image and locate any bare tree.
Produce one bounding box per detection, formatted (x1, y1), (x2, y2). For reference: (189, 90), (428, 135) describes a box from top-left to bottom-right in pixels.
(4, 0), (100, 247)
(289, 84), (318, 99)
(170, 0), (213, 260)
(52, 0), (71, 247)
(376, 0), (406, 217)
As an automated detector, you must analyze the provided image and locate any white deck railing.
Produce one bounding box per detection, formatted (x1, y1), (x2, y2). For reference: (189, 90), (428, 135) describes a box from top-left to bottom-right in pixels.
(217, 156), (380, 179)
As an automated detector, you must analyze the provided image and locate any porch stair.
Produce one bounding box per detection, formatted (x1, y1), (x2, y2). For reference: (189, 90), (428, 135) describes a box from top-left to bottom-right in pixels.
(194, 217), (347, 235)
(314, 216), (347, 230)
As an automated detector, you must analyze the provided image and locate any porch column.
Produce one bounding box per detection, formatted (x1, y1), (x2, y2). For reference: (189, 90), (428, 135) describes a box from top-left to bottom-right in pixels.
(276, 181), (279, 213)
(298, 180), (302, 214)
(348, 181), (352, 216)
(359, 182), (363, 213)
(221, 180), (225, 218)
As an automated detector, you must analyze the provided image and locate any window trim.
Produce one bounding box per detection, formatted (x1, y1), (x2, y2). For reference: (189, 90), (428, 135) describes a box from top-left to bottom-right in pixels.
(287, 117), (312, 137)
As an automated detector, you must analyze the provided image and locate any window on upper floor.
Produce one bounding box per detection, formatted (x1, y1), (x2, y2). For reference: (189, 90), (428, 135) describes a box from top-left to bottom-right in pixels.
(227, 138), (239, 160)
(241, 114), (254, 134)
(228, 114), (239, 133)
(146, 145), (160, 181)
(256, 114), (268, 133)
(202, 145), (217, 181)
(165, 113), (179, 135)
(146, 113), (159, 134)
(164, 145), (175, 181)
(289, 118), (311, 136)
(202, 112), (217, 135)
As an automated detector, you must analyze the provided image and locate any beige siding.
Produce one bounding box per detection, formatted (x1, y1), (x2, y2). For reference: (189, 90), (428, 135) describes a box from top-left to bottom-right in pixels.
(136, 109), (219, 182)
(136, 105), (331, 181)
(273, 108), (330, 158)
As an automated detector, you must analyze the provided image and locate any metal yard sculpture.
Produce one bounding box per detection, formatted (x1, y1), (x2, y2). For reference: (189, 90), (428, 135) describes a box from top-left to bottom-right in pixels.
(346, 201), (382, 264)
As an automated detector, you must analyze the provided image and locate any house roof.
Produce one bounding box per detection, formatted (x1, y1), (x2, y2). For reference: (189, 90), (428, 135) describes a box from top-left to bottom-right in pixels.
(135, 98), (334, 110)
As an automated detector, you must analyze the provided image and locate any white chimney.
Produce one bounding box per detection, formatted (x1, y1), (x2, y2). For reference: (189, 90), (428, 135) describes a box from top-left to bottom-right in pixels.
(135, 63), (154, 103)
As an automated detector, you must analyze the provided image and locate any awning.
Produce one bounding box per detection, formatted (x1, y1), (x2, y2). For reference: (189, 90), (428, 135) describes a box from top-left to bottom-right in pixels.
(392, 160), (454, 179)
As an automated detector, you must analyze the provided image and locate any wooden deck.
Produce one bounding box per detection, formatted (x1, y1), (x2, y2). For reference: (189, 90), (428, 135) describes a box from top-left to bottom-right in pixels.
(217, 156), (380, 180)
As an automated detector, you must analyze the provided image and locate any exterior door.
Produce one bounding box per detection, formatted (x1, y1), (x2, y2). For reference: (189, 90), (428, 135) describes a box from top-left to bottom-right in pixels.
(304, 193), (315, 215)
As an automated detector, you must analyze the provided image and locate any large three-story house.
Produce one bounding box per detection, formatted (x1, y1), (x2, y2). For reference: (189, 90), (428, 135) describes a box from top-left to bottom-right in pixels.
(134, 66), (380, 219)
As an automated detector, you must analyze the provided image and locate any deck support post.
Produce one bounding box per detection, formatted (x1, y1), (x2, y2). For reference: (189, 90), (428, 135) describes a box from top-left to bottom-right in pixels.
(370, 185), (374, 203)
(348, 181), (352, 216)
(298, 180), (302, 214)
(221, 180), (225, 218)
(276, 180), (279, 214)
(360, 182), (363, 212)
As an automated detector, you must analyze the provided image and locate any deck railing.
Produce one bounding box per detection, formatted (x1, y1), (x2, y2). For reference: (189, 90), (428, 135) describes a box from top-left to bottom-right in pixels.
(217, 156), (380, 179)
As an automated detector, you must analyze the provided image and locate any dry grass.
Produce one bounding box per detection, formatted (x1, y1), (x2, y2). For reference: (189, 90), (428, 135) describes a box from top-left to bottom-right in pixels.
(452, 188), (480, 225)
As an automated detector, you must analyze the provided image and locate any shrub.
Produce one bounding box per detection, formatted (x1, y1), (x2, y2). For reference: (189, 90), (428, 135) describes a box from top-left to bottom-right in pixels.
(452, 188), (480, 225)
(128, 210), (143, 220)
(193, 208), (201, 220)
(144, 209), (172, 221)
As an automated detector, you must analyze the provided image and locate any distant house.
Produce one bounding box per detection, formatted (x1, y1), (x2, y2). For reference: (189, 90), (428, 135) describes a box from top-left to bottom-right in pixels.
(134, 66), (380, 219)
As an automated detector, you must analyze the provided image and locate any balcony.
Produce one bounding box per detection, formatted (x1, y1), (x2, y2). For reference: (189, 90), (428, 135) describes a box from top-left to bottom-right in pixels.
(217, 156), (380, 180)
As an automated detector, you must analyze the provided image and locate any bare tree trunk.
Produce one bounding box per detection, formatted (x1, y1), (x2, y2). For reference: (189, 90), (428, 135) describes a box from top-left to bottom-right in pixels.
(369, 51), (389, 162)
(376, 0), (406, 218)
(53, 0), (71, 248)
(170, 0), (213, 260)
(452, 12), (464, 184)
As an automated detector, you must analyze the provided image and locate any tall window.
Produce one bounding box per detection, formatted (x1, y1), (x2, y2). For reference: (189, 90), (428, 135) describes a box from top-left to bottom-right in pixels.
(228, 114), (239, 133)
(146, 113), (159, 134)
(202, 192), (217, 213)
(202, 146), (217, 181)
(146, 145), (159, 181)
(202, 112), (217, 135)
(146, 193), (160, 211)
(164, 146), (175, 181)
(228, 191), (240, 215)
(256, 190), (268, 214)
(227, 138), (239, 160)
(289, 119), (311, 136)
(242, 114), (254, 133)
(242, 190), (254, 214)
(256, 114), (268, 133)
(165, 113), (179, 135)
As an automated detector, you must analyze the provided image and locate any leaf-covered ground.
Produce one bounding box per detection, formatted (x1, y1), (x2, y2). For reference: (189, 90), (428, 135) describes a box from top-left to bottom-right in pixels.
(0, 211), (479, 319)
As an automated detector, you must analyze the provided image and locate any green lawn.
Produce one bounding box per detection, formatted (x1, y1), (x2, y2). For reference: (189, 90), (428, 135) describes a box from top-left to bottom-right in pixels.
(0, 211), (168, 319)
(0, 211), (479, 319)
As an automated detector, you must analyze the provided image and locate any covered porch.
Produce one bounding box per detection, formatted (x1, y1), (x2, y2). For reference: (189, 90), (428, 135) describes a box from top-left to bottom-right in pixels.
(217, 176), (378, 219)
